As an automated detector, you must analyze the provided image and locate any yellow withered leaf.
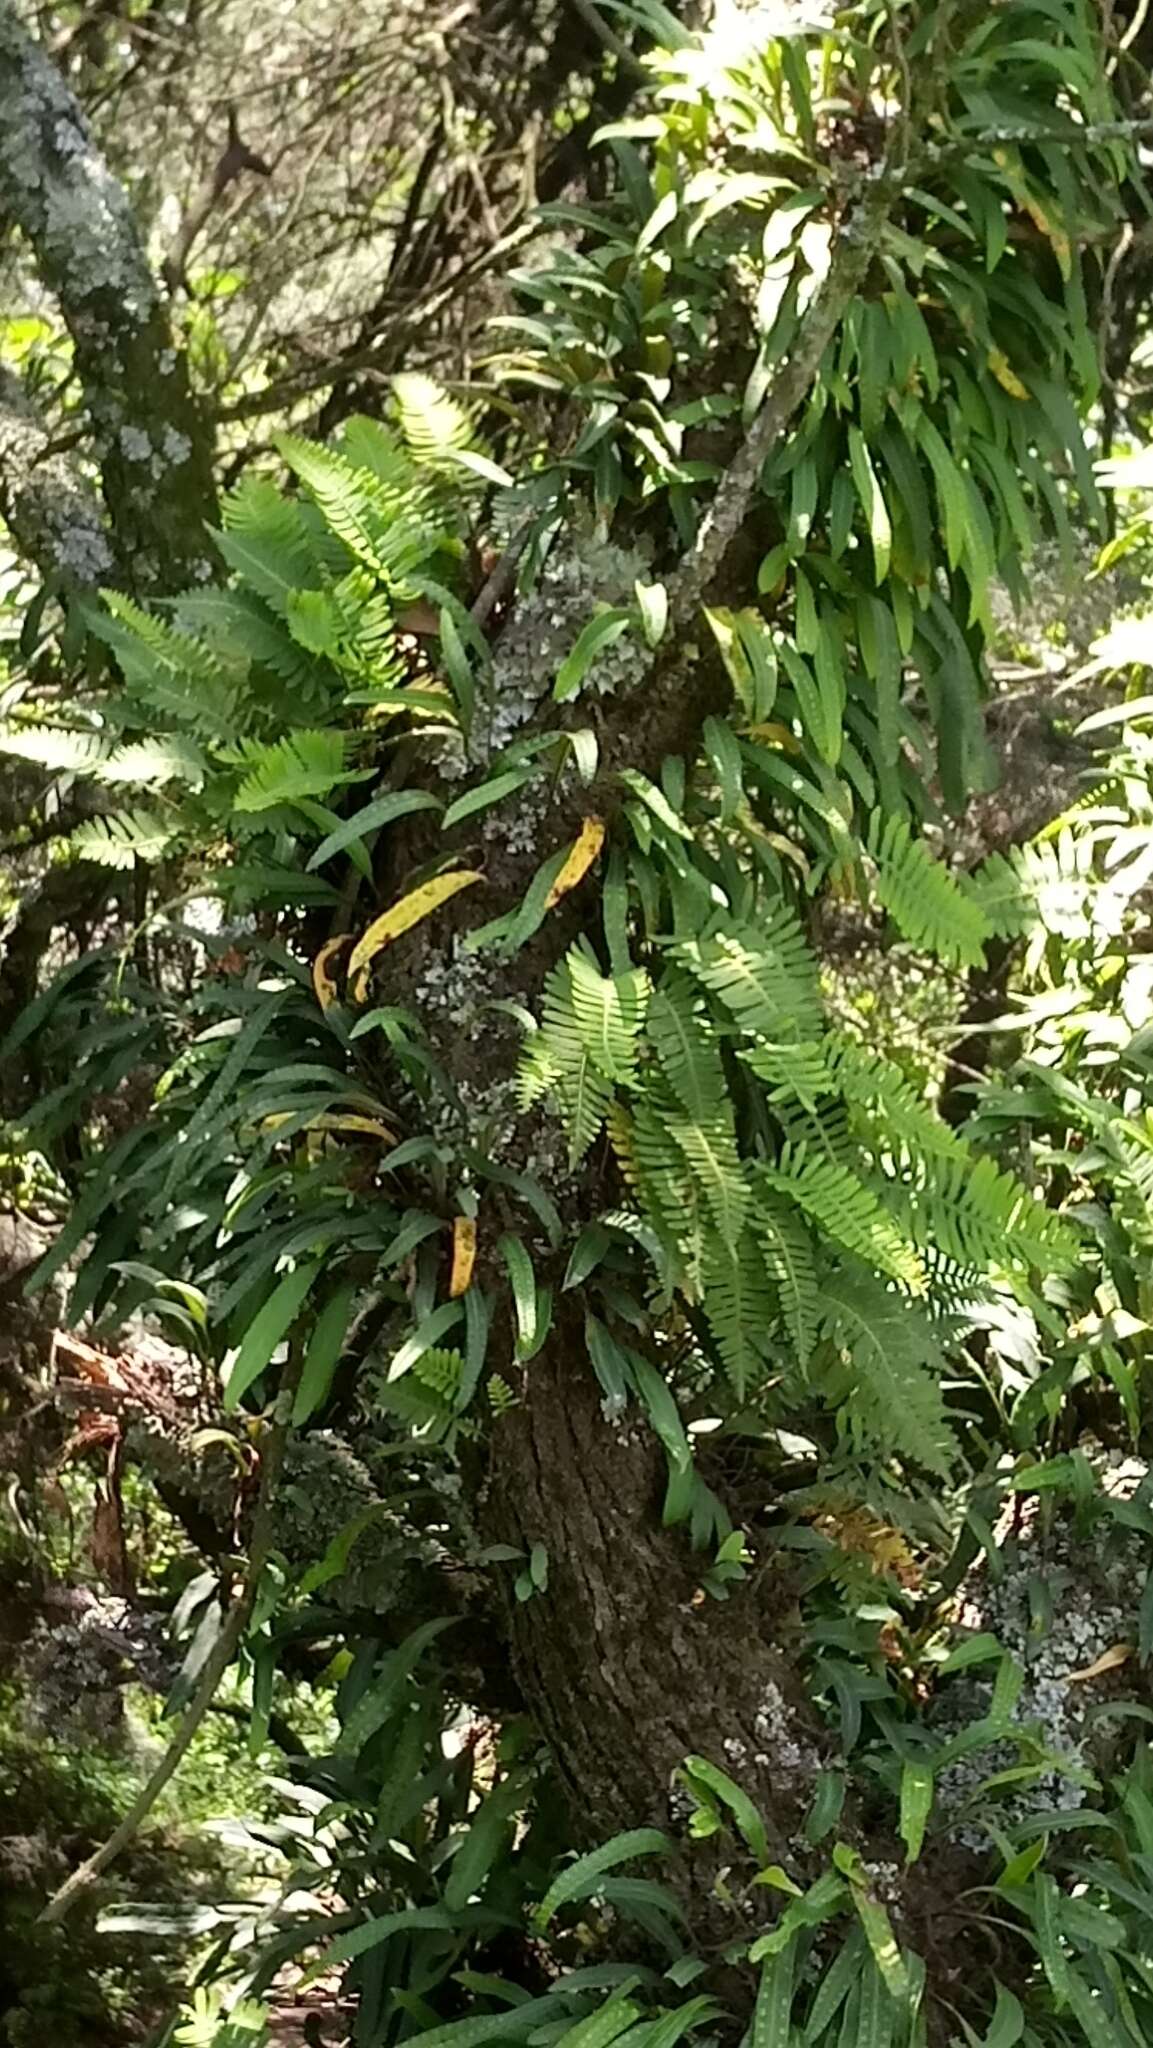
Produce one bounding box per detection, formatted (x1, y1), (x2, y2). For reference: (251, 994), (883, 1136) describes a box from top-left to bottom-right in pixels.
(1022, 194), (1051, 238)
(450, 1216), (477, 1297)
(744, 721), (801, 754)
(987, 349), (1029, 400)
(545, 816), (606, 910)
(348, 869), (483, 1001)
(313, 933), (352, 1011)
(1018, 195), (1072, 279)
(1066, 1643), (1132, 1685)
(260, 1111), (397, 1143)
(308, 1113), (397, 1142)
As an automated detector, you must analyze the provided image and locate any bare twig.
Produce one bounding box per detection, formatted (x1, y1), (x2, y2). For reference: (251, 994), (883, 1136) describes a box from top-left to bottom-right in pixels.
(471, 517), (537, 626)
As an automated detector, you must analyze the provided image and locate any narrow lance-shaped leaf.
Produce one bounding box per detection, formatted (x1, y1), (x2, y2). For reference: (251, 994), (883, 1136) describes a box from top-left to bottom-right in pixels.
(223, 1260), (322, 1411)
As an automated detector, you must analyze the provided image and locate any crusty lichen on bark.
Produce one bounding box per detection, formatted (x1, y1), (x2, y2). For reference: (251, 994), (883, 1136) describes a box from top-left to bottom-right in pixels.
(0, 0), (216, 590)
(0, 365), (113, 589)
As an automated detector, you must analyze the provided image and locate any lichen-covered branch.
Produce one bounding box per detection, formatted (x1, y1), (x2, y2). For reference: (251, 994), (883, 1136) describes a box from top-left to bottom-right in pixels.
(0, 364), (113, 589)
(0, 0), (216, 589)
(667, 177), (891, 629)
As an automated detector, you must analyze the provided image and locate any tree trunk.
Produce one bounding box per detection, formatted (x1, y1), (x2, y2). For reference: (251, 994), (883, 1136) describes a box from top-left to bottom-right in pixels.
(0, 366), (113, 590)
(0, 0), (216, 591)
(484, 1306), (825, 1868)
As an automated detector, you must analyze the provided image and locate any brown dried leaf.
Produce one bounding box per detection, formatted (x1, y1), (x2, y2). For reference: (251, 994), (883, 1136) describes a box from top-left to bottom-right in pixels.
(1066, 1643), (1133, 1684)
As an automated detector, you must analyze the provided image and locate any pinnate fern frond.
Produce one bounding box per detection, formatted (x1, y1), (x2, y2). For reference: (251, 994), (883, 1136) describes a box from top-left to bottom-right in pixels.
(891, 1152), (1078, 1274)
(0, 723), (109, 774)
(231, 730), (348, 813)
(829, 1034), (964, 1160)
(701, 1231), (774, 1397)
(648, 973), (727, 1119)
(414, 1346), (465, 1403)
(742, 1038), (835, 1108)
(820, 1268), (957, 1477)
(669, 1113), (749, 1250)
(340, 414), (438, 494)
(216, 478), (318, 610)
(567, 944), (649, 1083)
(70, 809), (175, 868)
(516, 1028), (561, 1111)
(772, 1097), (855, 1168)
(628, 1095), (708, 1288)
(392, 372), (475, 466)
(278, 435), (432, 592)
(90, 593), (239, 736)
(752, 1194), (820, 1365)
(680, 908), (821, 1037)
(175, 589), (315, 688)
(867, 812), (990, 968)
(965, 835), (1096, 946)
(758, 1146), (927, 1292)
(536, 957), (615, 1162)
(558, 1057), (614, 1166)
(96, 737), (208, 787)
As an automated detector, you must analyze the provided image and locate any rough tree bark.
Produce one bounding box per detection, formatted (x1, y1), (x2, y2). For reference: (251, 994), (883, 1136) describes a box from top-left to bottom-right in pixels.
(485, 1316), (825, 1859)
(0, 365), (113, 589)
(0, 0), (216, 591)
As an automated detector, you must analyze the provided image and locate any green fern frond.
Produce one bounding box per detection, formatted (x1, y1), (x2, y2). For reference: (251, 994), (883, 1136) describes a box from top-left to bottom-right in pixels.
(829, 1034), (964, 1160)
(70, 808), (175, 868)
(413, 1346), (464, 1402)
(392, 372), (475, 465)
(487, 1374), (517, 1416)
(758, 1147), (927, 1292)
(339, 414), (435, 493)
(629, 1094), (708, 1289)
(557, 1056), (614, 1165)
(669, 1112), (749, 1250)
(962, 846), (1032, 939)
(535, 961), (616, 1163)
(866, 812), (990, 968)
(231, 730), (347, 813)
(0, 723), (109, 774)
(96, 737), (208, 787)
(567, 944), (649, 1083)
(701, 1230), (774, 1397)
(329, 572), (405, 674)
(648, 973), (727, 1119)
(752, 1194), (820, 1365)
(820, 1268), (957, 1477)
(774, 1098), (856, 1167)
(381, 1346), (470, 1439)
(742, 1039), (835, 1109)
(91, 593), (239, 735)
(680, 909), (821, 1037)
(174, 590), (317, 687)
(891, 1153), (1078, 1274)
(216, 478), (317, 610)
(278, 435), (433, 592)
(516, 1028), (561, 1111)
